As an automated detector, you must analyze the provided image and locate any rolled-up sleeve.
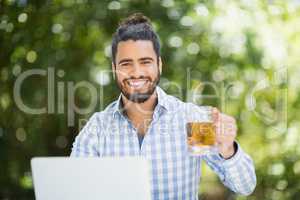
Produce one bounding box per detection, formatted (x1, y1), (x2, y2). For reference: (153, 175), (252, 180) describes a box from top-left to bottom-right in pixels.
(70, 113), (102, 157)
(203, 142), (256, 195)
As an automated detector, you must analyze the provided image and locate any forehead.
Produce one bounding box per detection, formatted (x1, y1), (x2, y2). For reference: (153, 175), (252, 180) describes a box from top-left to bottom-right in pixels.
(116, 40), (156, 61)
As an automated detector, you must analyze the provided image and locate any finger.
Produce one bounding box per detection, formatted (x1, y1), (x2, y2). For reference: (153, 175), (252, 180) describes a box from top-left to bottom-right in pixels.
(216, 135), (235, 144)
(215, 124), (237, 137)
(212, 107), (219, 122)
(214, 120), (227, 134)
(219, 114), (235, 123)
(217, 116), (237, 133)
(222, 123), (237, 132)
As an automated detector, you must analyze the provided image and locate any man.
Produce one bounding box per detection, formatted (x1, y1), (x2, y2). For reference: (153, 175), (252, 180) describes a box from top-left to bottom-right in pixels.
(70, 13), (256, 199)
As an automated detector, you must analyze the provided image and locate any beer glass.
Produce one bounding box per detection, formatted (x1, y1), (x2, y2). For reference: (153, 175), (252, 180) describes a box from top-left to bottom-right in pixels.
(186, 106), (218, 156)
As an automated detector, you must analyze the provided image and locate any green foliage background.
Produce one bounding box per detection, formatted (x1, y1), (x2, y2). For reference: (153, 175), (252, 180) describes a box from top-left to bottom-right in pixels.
(0, 0), (299, 199)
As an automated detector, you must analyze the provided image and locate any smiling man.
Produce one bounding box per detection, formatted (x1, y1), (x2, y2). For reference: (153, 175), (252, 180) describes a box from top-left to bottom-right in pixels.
(70, 13), (256, 199)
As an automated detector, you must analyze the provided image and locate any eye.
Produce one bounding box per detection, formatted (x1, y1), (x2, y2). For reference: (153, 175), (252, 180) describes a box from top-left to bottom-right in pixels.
(120, 62), (130, 67)
(141, 61), (151, 65)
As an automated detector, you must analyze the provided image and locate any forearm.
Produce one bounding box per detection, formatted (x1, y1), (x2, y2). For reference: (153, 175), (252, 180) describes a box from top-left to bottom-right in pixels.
(204, 142), (256, 195)
(220, 143), (256, 195)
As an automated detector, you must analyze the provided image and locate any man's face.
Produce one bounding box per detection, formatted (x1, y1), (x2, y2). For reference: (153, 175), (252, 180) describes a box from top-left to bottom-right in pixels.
(113, 40), (161, 103)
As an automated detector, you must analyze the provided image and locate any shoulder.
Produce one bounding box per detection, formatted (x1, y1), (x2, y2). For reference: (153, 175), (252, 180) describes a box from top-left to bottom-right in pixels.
(84, 99), (118, 128)
(164, 92), (197, 112)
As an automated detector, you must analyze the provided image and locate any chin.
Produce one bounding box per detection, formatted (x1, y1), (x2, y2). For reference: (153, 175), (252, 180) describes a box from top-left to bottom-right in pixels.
(123, 87), (156, 103)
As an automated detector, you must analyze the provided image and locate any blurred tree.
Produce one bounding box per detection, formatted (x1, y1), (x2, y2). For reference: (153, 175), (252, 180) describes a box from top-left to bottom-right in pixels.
(0, 0), (300, 199)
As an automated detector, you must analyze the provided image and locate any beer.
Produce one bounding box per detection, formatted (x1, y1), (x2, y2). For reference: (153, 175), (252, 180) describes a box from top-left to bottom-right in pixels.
(186, 106), (218, 156)
(186, 122), (217, 155)
(187, 122), (216, 146)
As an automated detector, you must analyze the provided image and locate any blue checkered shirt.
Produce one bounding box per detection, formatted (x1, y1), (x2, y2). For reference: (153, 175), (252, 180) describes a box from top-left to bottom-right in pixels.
(70, 86), (256, 199)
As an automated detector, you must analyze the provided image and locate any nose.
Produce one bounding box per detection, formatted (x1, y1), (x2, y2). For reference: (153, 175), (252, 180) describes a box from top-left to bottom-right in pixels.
(130, 62), (145, 78)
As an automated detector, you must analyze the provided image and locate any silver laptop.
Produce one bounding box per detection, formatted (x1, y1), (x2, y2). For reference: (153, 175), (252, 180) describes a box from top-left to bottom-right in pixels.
(31, 157), (152, 200)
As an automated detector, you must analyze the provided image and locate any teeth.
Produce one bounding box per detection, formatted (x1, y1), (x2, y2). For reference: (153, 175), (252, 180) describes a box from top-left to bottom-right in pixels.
(128, 80), (147, 88)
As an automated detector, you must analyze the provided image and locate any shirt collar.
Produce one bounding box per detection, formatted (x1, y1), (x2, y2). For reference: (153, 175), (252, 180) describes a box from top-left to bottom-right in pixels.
(113, 86), (170, 118)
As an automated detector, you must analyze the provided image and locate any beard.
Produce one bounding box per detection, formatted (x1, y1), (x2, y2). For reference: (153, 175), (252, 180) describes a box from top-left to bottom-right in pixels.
(115, 71), (160, 103)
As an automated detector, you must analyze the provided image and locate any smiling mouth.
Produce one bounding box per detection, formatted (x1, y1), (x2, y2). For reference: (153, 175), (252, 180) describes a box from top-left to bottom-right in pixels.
(126, 79), (149, 89)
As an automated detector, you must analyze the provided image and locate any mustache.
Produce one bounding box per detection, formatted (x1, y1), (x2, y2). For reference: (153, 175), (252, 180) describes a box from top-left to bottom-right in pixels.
(123, 76), (152, 82)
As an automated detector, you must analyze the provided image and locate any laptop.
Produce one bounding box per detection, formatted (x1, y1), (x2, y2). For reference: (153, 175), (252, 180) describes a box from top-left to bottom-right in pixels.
(31, 157), (152, 200)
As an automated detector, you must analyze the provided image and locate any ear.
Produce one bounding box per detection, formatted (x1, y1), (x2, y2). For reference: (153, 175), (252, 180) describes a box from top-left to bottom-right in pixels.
(111, 62), (116, 80)
(158, 57), (162, 75)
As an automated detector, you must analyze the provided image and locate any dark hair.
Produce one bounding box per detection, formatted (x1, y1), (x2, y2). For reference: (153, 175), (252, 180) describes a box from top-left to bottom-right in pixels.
(111, 13), (161, 66)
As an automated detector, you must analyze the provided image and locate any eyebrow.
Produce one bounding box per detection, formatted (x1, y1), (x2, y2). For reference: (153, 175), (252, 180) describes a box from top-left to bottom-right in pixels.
(139, 57), (154, 62)
(118, 57), (154, 65)
(118, 59), (133, 65)
(139, 57), (154, 61)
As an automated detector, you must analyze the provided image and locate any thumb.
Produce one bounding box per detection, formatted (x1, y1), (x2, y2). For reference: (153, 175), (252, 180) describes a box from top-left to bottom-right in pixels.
(212, 107), (219, 122)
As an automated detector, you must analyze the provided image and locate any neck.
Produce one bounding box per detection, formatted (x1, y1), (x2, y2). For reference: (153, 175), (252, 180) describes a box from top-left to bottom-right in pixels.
(122, 90), (158, 119)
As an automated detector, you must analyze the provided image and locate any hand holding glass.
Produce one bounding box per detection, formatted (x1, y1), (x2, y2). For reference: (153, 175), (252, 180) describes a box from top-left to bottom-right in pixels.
(186, 106), (217, 156)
